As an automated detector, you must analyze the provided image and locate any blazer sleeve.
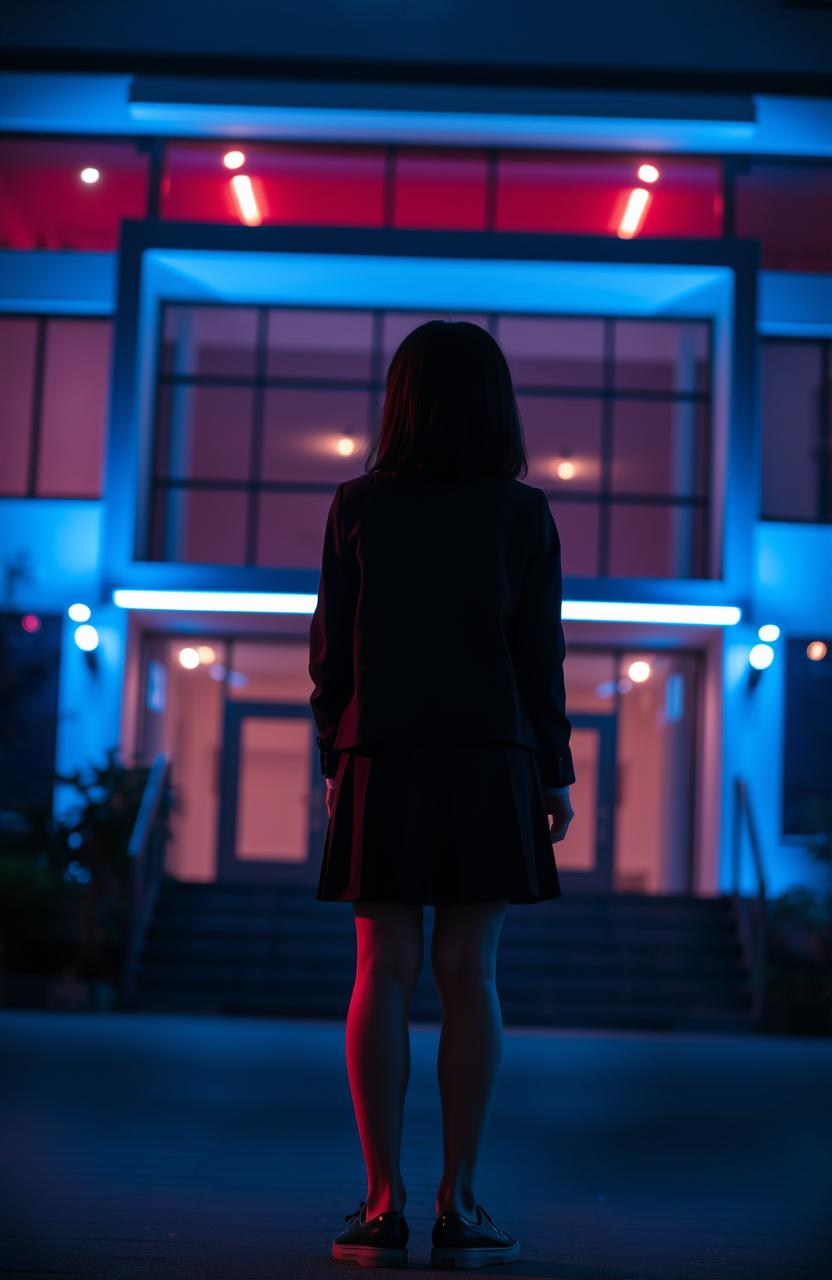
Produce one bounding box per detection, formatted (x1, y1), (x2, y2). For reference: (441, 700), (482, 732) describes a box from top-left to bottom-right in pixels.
(308, 482), (359, 779)
(510, 489), (576, 790)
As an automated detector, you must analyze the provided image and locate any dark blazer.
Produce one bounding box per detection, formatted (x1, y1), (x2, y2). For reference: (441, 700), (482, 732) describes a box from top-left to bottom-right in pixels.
(308, 470), (576, 790)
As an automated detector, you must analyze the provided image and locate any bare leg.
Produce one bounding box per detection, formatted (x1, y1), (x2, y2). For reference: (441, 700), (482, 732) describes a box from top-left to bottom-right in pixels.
(346, 900), (424, 1221)
(431, 900), (509, 1218)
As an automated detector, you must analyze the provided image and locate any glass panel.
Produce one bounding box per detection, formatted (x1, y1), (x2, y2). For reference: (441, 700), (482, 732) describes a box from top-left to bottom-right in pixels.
(256, 490), (335, 569)
(761, 341), (823, 521)
(140, 636), (226, 882)
(615, 651), (699, 893)
(266, 308), (375, 381)
(611, 400), (709, 498)
(562, 651), (618, 711)
(155, 385), (254, 481)
(162, 142), (386, 227)
(737, 163), (832, 272)
(393, 149), (487, 230)
(496, 152), (722, 237)
(498, 316), (605, 388)
(261, 388), (372, 482)
(517, 396), (603, 492)
(546, 499), (599, 578)
(161, 306), (258, 377)
(609, 504), (708, 578)
(552, 726), (598, 872)
(0, 139), (148, 251)
(37, 319), (111, 498)
(0, 317), (37, 495)
(236, 717), (312, 862)
(150, 488), (248, 564)
(613, 321), (710, 393)
(226, 642), (313, 701)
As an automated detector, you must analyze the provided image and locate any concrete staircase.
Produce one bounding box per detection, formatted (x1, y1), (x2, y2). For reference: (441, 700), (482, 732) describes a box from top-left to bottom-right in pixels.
(130, 882), (756, 1031)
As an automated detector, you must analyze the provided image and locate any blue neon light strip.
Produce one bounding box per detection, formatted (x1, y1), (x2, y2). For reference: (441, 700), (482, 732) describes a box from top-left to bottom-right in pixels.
(112, 589), (741, 626)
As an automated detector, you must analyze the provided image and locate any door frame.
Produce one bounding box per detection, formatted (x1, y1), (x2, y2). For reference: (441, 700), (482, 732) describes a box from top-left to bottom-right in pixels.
(217, 699), (327, 884)
(555, 711), (618, 893)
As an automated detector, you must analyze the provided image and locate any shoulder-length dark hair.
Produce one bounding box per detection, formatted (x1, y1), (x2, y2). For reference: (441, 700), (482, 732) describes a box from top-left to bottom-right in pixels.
(364, 320), (529, 479)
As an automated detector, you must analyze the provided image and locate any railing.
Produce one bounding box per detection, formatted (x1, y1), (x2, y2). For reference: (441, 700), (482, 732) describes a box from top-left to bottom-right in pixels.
(730, 775), (767, 1027)
(123, 754), (171, 1004)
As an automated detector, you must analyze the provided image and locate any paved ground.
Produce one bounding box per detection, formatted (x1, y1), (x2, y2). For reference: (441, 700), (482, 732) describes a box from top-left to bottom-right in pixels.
(1, 1012), (830, 1280)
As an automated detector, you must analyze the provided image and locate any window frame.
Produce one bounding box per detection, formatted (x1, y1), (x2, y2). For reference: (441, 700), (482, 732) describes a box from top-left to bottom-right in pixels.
(760, 334), (832, 525)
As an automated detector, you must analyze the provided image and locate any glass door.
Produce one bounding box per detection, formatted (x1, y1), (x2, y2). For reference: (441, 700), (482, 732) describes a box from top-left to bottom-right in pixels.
(217, 700), (328, 884)
(554, 712), (617, 893)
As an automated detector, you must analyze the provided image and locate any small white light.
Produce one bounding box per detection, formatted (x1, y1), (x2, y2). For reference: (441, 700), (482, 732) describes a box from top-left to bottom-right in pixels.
(178, 647), (200, 670)
(336, 436), (356, 457)
(557, 460), (576, 480)
(807, 640), (828, 661)
(637, 163), (660, 184)
(628, 660), (651, 683)
(223, 150), (246, 170)
(68, 602), (91, 623)
(80, 167), (100, 185)
(757, 623), (780, 643)
(749, 643), (774, 671)
(74, 623), (99, 652)
(197, 644), (217, 664)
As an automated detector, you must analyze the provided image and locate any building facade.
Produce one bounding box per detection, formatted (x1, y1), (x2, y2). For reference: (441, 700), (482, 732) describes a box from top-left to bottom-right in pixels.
(1, 21), (831, 904)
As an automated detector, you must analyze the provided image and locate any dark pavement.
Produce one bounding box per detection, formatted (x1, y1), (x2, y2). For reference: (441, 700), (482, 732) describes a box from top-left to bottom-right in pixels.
(1, 1011), (830, 1279)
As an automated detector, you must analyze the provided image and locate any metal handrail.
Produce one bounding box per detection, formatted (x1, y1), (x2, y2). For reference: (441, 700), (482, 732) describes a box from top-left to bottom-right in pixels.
(731, 775), (767, 1026)
(123, 754), (171, 1004)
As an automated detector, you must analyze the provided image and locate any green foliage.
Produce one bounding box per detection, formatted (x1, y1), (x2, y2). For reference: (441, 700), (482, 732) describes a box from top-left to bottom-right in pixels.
(0, 747), (175, 984)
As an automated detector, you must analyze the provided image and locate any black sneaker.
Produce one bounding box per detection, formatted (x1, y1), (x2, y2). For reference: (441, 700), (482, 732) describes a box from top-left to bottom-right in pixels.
(431, 1203), (520, 1270)
(332, 1199), (409, 1268)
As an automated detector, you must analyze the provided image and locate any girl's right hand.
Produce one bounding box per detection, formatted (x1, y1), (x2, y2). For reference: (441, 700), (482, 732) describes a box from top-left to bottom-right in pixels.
(544, 790), (574, 844)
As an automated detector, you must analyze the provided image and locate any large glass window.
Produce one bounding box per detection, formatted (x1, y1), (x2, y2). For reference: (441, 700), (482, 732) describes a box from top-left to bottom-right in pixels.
(0, 139), (149, 251)
(761, 339), (831, 523)
(148, 304), (713, 579)
(161, 141), (722, 238)
(0, 315), (112, 499)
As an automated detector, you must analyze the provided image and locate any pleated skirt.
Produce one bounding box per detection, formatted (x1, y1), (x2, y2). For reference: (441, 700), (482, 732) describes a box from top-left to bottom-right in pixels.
(315, 741), (562, 906)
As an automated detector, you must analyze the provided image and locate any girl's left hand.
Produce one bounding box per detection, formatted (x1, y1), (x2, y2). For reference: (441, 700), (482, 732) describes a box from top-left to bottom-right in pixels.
(325, 778), (336, 820)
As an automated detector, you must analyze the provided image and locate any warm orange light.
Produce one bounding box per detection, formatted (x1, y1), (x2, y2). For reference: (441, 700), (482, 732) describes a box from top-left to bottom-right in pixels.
(637, 163), (660, 184)
(807, 640), (828, 661)
(230, 174), (262, 226)
(618, 187), (652, 239)
(556, 460), (576, 480)
(336, 436), (356, 457)
(197, 645), (217, 665)
(223, 150), (246, 170)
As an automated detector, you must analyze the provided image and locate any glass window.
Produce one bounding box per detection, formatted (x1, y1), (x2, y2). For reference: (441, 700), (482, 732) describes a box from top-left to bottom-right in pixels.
(0, 139), (148, 251)
(761, 340), (831, 522)
(0, 315), (111, 499)
(393, 148), (488, 230)
(0, 317), (38, 496)
(497, 316), (605, 388)
(737, 163), (832, 272)
(162, 142), (386, 227)
(496, 153), (722, 237)
(161, 305), (259, 377)
(148, 305), (713, 578)
(37, 319), (112, 497)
